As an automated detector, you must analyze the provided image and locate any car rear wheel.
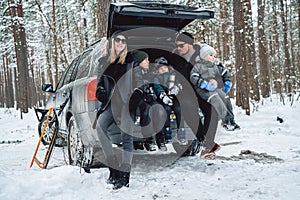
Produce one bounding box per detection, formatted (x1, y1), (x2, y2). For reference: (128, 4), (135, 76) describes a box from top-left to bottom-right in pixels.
(38, 115), (54, 145)
(68, 116), (83, 166)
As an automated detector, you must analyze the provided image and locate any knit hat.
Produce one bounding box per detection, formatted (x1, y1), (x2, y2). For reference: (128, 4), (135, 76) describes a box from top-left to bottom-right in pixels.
(176, 32), (194, 45)
(131, 50), (148, 64)
(199, 44), (216, 59)
(154, 56), (169, 69)
(111, 30), (128, 40)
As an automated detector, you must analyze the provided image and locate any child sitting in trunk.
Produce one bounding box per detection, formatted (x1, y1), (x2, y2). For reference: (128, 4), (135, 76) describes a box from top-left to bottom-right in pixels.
(153, 56), (187, 147)
(130, 50), (166, 151)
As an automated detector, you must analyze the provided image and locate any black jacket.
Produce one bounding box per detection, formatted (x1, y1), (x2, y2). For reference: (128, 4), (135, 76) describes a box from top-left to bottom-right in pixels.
(171, 44), (200, 85)
(96, 54), (134, 111)
(132, 65), (157, 104)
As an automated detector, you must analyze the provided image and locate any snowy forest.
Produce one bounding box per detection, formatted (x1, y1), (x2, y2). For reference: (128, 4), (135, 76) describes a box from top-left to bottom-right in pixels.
(0, 0), (299, 116)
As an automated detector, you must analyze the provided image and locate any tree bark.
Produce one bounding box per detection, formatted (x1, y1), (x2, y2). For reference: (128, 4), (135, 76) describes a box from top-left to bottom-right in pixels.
(52, 0), (58, 86)
(233, 0), (250, 115)
(279, 0), (293, 94)
(257, 0), (271, 98)
(9, 1), (30, 114)
(245, 0), (260, 101)
(96, 0), (111, 38)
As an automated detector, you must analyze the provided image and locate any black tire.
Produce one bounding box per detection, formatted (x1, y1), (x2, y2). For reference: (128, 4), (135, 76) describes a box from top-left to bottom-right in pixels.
(172, 139), (201, 156)
(67, 116), (83, 166)
(38, 115), (54, 145)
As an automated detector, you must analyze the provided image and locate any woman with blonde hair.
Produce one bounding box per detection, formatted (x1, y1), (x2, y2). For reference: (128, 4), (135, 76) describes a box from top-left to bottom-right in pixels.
(95, 31), (134, 189)
(108, 33), (128, 65)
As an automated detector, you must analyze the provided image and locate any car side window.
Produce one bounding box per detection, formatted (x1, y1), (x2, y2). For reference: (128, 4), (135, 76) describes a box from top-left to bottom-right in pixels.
(74, 50), (92, 80)
(63, 56), (80, 86)
(56, 56), (79, 90)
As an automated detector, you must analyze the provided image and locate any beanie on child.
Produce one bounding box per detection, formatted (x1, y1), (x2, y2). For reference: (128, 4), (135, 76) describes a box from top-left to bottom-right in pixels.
(154, 56), (169, 70)
(132, 50), (149, 64)
(199, 44), (216, 59)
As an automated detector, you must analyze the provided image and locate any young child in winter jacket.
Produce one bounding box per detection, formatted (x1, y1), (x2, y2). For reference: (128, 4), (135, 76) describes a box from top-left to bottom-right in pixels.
(130, 50), (165, 152)
(190, 45), (229, 158)
(153, 56), (187, 147)
(190, 45), (228, 121)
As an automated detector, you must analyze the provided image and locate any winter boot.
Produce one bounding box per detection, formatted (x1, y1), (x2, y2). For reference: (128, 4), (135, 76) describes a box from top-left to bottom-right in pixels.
(144, 137), (156, 151)
(156, 131), (167, 151)
(107, 167), (119, 185)
(232, 123), (241, 130)
(113, 171), (130, 190)
(222, 122), (235, 131)
(106, 156), (119, 184)
(113, 164), (131, 190)
(133, 141), (144, 150)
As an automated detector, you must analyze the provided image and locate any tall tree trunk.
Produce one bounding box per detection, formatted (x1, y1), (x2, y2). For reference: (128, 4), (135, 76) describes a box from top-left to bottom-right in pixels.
(279, 0), (293, 95)
(219, 0), (231, 62)
(245, 0), (260, 101)
(233, 0), (250, 115)
(257, 0), (271, 98)
(14, 68), (20, 109)
(221, 0), (235, 98)
(271, 0), (283, 98)
(83, 4), (89, 48)
(289, 3), (296, 70)
(52, 0), (58, 86)
(9, 1), (30, 114)
(0, 71), (3, 107)
(29, 49), (37, 106)
(3, 55), (14, 108)
(96, 0), (111, 38)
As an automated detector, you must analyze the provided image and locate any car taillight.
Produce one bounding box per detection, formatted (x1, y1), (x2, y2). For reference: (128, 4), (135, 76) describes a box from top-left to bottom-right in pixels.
(86, 78), (97, 101)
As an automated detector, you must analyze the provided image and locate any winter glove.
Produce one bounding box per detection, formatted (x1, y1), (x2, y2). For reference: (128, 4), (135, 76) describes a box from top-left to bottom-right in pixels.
(169, 83), (182, 96)
(159, 92), (173, 106)
(144, 86), (157, 103)
(223, 81), (232, 94)
(200, 81), (216, 92)
(96, 86), (109, 105)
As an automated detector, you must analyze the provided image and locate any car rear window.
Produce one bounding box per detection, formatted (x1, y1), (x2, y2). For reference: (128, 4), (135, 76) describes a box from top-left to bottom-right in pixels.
(74, 50), (92, 80)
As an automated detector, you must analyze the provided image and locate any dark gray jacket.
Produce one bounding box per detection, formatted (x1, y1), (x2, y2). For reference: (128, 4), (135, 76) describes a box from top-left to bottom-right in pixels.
(190, 60), (224, 101)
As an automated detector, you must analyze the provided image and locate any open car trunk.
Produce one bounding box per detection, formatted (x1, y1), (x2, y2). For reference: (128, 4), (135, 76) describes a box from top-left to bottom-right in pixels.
(107, 1), (214, 37)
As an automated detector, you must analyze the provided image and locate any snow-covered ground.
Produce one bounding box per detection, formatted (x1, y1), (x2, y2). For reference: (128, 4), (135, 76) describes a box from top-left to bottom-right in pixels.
(0, 96), (300, 200)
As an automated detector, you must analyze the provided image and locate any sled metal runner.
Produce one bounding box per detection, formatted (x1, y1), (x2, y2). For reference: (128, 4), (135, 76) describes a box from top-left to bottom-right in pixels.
(30, 98), (69, 169)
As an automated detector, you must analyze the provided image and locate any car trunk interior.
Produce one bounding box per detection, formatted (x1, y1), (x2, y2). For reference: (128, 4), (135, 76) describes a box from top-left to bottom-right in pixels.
(133, 48), (183, 72)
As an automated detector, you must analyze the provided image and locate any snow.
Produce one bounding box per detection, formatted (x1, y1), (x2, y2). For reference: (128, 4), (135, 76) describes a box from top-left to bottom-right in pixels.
(1, 97), (300, 200)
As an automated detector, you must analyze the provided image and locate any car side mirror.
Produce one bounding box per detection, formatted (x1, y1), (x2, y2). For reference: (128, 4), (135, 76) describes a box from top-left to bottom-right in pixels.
(42, 84), (54, 93)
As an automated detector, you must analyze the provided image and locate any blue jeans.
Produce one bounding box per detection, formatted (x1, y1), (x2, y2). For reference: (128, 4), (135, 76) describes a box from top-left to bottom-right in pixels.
(96, 105), (133, 172)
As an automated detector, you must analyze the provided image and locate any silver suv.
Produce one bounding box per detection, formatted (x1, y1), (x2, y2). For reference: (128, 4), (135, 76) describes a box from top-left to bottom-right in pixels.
(39, 1), (214, 167)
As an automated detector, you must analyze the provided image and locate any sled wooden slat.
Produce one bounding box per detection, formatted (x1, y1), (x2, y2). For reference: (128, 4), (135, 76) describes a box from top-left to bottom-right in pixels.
(30, 107), (57, 169)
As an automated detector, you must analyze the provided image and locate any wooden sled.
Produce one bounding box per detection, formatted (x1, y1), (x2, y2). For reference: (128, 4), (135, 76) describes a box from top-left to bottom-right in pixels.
(30, 107), (59, 169)
(30, 97), (69, 169)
